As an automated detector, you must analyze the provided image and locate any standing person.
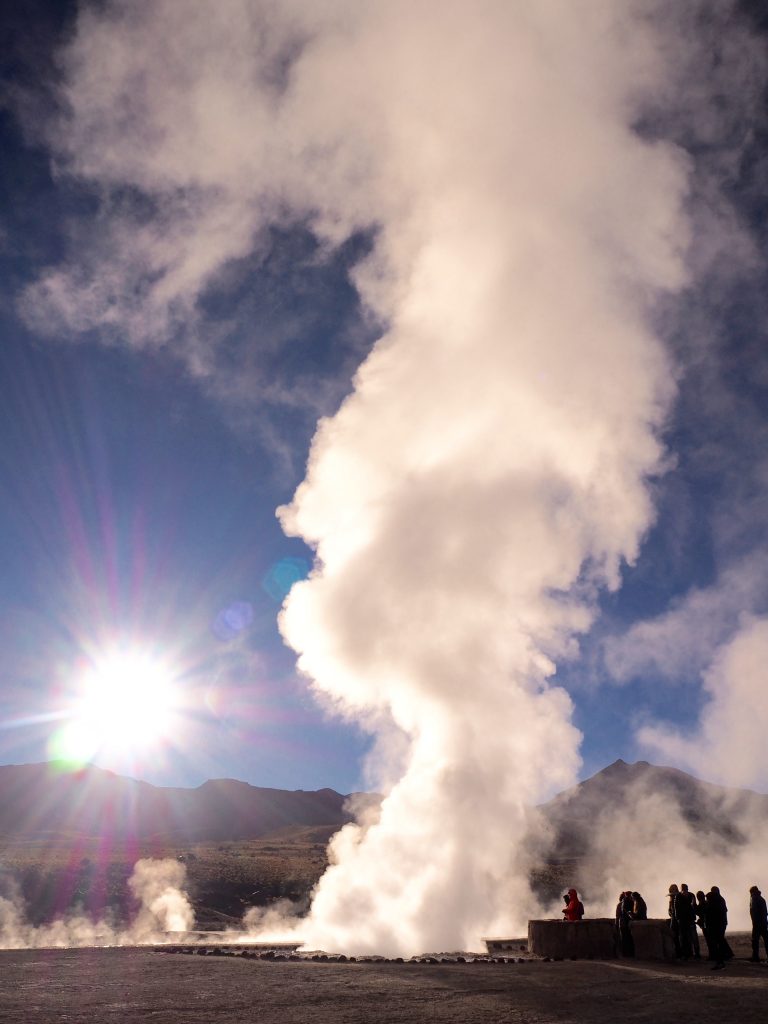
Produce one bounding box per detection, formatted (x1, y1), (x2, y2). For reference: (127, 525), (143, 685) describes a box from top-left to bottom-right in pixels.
(706, 886), (729, 970)
(749, 885), (768, 963)
(695, 890), (711, 961)
(667, 884), (682, 958)
(562, 888), (584, 921)
(671, 888), (696, 958)
(680, 884), (700, 959)
(616, 892), (635, 956)
(671, 880), (696, 958)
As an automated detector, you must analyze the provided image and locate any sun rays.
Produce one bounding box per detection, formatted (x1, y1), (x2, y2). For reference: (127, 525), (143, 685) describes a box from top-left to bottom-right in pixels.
(50, 648), (184, 767)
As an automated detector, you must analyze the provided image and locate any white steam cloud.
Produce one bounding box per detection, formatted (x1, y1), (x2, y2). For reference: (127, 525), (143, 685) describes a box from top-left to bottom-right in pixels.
(638, 617), (768, 790)
(602, 559), (768, 688)
(273, 2), (688, 954)
(0, 858), (193, 949)
(20, 0), (757, 954)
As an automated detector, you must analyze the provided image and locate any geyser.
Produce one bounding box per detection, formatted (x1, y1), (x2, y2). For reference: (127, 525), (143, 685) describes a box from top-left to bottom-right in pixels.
(272, 3), (689, 955)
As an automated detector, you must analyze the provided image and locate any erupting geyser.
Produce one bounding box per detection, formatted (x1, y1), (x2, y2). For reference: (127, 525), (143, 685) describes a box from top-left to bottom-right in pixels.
(271, 4), (689, 955)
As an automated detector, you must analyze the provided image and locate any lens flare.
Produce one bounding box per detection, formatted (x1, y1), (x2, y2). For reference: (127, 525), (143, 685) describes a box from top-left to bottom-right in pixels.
(51, 650), (182, 764)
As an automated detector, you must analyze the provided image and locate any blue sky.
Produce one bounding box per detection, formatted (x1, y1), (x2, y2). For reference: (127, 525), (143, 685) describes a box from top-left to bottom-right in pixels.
(1, 0), (768, 796)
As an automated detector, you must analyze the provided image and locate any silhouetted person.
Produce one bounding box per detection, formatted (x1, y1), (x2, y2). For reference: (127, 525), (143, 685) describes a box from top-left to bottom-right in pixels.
(680, 883), (700, 959)
(672, 884), (694, 959)
(616, 891), (635, 956)
(706, 886), (729, 969)
(631, 892), (647, 920)
(695, 890), (711, 960)
(562, 888), (584, 921)
(749, 885), (768, 963)
(667, 884), (684, 957)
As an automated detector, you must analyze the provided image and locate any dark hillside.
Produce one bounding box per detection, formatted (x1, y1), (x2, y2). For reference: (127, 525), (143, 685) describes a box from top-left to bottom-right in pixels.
(0, 761), (354, 842)
(538, 758), (768, 858)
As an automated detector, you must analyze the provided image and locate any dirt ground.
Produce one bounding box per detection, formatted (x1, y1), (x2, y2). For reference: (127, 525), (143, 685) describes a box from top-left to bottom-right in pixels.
(0, 946), (767, 1024)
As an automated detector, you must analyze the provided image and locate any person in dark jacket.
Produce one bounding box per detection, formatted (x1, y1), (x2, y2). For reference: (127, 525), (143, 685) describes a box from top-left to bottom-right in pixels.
(615, 892), (635, 956)
(706, 886), (729, 969)
(680, 883), (700, 959)
(631, 892), (647, 920)
(672, 885), (694, 958)
(695, 890), (711, 960)
(749, 885), (768, 962)
(667, 884), (682, 957)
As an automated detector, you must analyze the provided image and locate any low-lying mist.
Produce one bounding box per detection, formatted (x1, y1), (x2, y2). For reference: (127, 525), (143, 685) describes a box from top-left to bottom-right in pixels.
(0, 858), (193, 950)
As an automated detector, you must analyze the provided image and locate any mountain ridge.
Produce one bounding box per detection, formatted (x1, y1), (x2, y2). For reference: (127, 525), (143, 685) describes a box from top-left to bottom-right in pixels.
(2, 756), (766, 848)
(0, 760), (357, 841)
(537, 757), (768, 861)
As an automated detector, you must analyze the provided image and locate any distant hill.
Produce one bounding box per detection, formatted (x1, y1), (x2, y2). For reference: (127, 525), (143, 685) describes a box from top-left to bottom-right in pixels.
(0, 761), (357, 842)
(4, 757), (765, 850)
(537, 758), (768, 859)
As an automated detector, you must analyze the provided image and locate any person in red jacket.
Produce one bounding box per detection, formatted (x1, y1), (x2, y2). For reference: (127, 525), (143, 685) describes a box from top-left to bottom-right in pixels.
(562, 888), (584, 921)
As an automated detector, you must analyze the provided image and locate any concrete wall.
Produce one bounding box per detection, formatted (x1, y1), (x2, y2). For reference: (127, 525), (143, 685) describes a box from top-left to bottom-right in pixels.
(526, 918), (677, 961)
(528, 919), (617, 959)
(627, 919), (677, 960)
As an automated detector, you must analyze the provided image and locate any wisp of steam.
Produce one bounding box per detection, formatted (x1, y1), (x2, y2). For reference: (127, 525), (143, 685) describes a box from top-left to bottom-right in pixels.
(0, 859), (193, 949)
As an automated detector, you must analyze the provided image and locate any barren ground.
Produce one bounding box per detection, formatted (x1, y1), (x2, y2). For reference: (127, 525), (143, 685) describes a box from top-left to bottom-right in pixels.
(1, 946), (767, 1024)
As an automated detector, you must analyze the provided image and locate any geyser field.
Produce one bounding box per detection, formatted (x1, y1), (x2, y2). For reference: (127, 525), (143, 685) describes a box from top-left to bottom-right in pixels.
(2, 759), (768, 959)
(3, 0), (768, 1011)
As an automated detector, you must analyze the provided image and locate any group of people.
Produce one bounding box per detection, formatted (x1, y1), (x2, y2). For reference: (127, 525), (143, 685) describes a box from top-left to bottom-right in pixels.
(665, 883), (730, 967)
(658, 882), (768, 968)
(560, 882), (768, 969)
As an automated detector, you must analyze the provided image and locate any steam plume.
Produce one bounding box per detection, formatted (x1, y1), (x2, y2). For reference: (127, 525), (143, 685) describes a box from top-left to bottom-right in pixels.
(0, 858), (194, 949)
(128, 857), (195, 935)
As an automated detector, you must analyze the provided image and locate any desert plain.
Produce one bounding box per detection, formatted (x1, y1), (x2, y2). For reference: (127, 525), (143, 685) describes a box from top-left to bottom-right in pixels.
(1, 944), (767, 1024)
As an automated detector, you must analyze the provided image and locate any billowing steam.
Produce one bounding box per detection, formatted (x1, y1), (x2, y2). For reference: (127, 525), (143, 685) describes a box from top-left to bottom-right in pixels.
(0, 858), (193, 949)
(543, 768), (768, 932)
(638, 617), (768, 790)
(127, 858), (195, 935)
(14, 0), (764, 954)
(270, 5), (686, 953)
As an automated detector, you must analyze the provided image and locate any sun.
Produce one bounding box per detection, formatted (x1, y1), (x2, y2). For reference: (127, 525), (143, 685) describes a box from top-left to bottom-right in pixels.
(53, 650), (182, 763)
